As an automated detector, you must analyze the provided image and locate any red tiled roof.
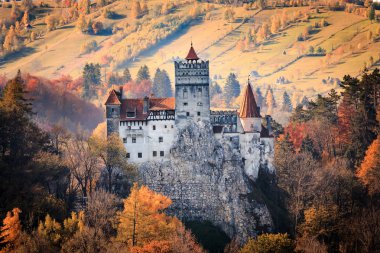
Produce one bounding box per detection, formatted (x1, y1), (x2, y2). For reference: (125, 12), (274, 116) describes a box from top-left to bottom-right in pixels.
(149, 97), (175, 110)
(186, 44), (199, 61)
(238, 83), (261, 118)
(105, 90), (121, 105)
(120, 97), (175, 121)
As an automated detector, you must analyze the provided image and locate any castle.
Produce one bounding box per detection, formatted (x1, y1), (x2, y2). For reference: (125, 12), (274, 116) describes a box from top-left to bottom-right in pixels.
(105, 45), (274, 179)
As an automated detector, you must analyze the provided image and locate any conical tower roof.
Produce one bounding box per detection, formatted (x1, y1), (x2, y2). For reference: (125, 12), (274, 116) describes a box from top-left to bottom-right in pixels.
(185, 43), (199, 61)
(238, 82), (261, 118)
(105, 89), (121, 105)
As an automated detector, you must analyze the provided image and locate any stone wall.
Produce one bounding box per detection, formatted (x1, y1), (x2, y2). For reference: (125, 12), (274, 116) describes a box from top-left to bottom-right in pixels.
(139, 121), (273, 242)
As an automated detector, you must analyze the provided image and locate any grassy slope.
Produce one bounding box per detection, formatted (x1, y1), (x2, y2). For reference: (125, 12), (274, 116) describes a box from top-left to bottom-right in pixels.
(1, 3), (379, 103)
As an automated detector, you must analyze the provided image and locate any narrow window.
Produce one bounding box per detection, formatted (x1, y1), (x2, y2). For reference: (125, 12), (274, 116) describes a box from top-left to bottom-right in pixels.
(153, 151), (157, 157)
(197, 102), (203, 106)
(165, 125), (167, 128)
(138, 153), (142, 158)
(153, 125), (156, 130)
(183, 89), (188, 99)
(159, 137), (163, 143)
(186, 112), (190, 116)
(171, 125), (174, 128)
(183, 102), (188, 106)
(160, 151), (164, 157)
(122, 138), (127, 143)
(111, 108), (115, 112)
(132, 137), (136, 143)
(198, 87), (202, 97)
(126, 153), (130, 158)
(197, 112), (201, 116)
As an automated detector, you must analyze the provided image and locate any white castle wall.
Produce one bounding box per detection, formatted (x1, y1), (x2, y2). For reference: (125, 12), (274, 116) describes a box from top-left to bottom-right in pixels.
(119, 120), (176, 164)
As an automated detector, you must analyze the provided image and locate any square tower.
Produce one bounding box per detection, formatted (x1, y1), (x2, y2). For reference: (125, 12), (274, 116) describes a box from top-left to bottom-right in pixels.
(175, 44), (210, 127)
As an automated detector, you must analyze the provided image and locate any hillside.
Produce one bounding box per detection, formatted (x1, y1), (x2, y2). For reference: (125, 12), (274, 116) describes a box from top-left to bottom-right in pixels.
(0, 1), (379, 112)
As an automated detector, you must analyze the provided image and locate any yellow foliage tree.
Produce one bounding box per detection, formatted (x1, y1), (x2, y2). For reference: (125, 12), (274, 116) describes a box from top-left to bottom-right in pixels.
(356, 136), (380, 195)
(117, 183), (181, 247)
(38, 214), (63, 247)
(0, 208), (22, 252)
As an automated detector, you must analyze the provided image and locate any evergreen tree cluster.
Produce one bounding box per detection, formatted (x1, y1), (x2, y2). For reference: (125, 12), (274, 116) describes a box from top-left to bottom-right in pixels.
(82, 63), (101, 99)
(152, 68), (172, 98)
(223, 73), (240, 106)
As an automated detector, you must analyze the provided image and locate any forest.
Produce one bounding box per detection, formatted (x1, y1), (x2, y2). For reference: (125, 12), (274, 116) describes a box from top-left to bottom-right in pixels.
(0, 63), (379, 253)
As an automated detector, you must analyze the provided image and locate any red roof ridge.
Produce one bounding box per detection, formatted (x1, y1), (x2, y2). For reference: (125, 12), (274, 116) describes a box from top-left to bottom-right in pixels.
(105, 89), (121, 105)
(238, 82), (261, 118)
(186, 43), (199, 61)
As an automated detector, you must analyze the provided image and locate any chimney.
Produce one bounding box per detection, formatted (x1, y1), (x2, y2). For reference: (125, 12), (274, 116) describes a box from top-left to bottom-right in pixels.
(266, 115), (272, 136)
(119, 86), (123, 99)
(143, 96), (149, 114)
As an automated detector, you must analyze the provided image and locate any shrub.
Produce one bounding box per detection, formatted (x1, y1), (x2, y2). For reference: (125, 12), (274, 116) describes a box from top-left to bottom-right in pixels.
(80, 40), (98, 54)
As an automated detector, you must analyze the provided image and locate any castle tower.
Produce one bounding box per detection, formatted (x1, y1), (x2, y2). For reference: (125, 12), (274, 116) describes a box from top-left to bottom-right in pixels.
(238, 81), (262, 133)
(175, 43), (210, 127)
(105, 89), (121, 136)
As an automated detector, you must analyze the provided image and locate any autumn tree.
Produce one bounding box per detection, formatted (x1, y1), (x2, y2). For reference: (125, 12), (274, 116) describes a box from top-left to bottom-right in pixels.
(90, 133), (135, 193)
(117, 183), (181, 247)
(76, 14), (88, 33)
(265, 86), (276, 115)
(63, 133), (101, 200)
(0, 208), (22, 252)
(131, 1), (142, 19)
(356, 136), (380, 195)
(22, 11), (30, 26)
(240, 233), (294, 253)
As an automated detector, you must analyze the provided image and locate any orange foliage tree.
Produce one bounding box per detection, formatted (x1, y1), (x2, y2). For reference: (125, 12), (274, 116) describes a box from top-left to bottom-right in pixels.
(356, 136), (380, 195)
(117, 184), (204, 252)
(0, 208), (22, 252)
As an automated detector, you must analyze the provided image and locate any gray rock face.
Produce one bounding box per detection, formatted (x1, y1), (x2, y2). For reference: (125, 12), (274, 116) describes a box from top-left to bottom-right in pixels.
(139, 121), (273, 241)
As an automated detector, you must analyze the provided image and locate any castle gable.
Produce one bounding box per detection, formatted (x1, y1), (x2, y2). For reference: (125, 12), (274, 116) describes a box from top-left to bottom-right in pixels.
(119, 97), (175, 121)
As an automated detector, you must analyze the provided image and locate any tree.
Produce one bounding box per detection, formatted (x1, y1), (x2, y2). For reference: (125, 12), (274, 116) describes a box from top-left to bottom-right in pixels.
(240, 233), (294, 253)
(123, 68), (132, 83)
(224, 8), (235, 22)
(37, 214), (63, 249)
(210, 82), (222, 98)
(45, 15), (58, 32)
(282, 91), (292, 112)
(0, 208), (22, 252)
(265, 86), (276, 115)
(78, 0), (90, 14)
(356, 136), (380, 195)
(223, 73), (240, 106)
(90, 133), (135, 193)
(136, 65), (150, 83)
(82, 63), (101, 99)
(3, 26), (20, 53)
(92, 21), (103, 34)
(131, 1), (142, 19)
(0, 71), (47, 162)
(152, 68), (172, 97)
(76, 14), (87, 33)
(257, 0), (266, 10)
(117, 183), (181, 247)
(369, 5), (375, 23)
(63, 133), (101, 199)
(22, 11), (30, 25)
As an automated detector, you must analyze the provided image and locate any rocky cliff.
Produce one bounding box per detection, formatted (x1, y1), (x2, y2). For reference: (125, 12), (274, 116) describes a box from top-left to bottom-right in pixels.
(139, 121), (273, 241)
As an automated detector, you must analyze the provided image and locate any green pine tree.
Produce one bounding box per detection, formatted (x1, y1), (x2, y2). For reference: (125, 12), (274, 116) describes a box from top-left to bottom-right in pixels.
(282, 91), (292, 112)
(224, 73), (240, 106)
(123, 68), (132, 83)
(136, 65), (150, 83)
